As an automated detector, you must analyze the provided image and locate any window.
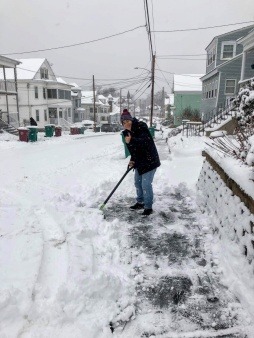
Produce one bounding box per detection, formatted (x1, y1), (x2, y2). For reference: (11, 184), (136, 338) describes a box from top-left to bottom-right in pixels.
(40, 68), (49, 79)
(225, 79), (236, 95)
(59, 110), (63, 118)
(221, 42), (236, 60)
(214, 80), (218, 97)
(58, 89), (65, 99)
(58, 89), (71, 100)
(207, 46), (216, 65)
(47, 89), (57, 99)
(35, 86), (38, 99)
(90, 107), (94, 113)
(68, 108), (71, 117)
(44, 110), (47, 121)
(43, 88), (47, 99)
(36, 110), (39, 121)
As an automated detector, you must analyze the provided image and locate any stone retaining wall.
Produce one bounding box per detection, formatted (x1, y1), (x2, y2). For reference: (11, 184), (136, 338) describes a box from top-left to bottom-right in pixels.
(197, 151), (254, 268)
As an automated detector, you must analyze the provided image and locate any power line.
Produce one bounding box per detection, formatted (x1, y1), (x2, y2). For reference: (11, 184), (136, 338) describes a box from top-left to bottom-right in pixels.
(157, 54), (207, 57)
(2, 25), (146, 56)
(133, 82), (151, 103)
(10, 65), (149, 83)
(156, 57), (207, 60)
(151, 20), (254, 33)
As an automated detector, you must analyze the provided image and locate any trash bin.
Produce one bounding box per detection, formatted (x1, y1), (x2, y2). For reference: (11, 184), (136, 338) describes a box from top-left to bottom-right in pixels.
(80, 127), (85, 134)
(121, 133), (130, 158)
(70, 126), (79, 135)
(45, 124), (55, 137)
(55, 126), (62, 137)
(148, 126), (155, 138)
(28, 126), (38, 142)
(18, 127), (29, 142)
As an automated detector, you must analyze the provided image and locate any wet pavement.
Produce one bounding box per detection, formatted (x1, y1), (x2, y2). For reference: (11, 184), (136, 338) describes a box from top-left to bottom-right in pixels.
(105, 186), (251, 337)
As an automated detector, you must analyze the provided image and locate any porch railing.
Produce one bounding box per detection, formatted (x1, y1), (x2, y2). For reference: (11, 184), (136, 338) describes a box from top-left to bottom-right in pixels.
(0, 80), (16, 93)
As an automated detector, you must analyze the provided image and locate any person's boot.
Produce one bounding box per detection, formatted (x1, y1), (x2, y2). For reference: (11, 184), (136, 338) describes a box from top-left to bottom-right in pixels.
(141, 208), (153, 216)
(130, 202), (144, 210)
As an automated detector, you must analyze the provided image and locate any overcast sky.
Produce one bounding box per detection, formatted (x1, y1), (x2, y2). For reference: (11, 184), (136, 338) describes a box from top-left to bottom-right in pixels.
(1, 0), (254, 96)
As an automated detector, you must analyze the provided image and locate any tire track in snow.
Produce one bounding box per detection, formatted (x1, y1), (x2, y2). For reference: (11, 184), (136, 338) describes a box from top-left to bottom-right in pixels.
(31, 205), (68, 299)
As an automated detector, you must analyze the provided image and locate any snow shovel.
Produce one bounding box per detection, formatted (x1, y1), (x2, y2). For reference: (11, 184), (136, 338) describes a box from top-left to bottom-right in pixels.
(100, 166), (133, 211)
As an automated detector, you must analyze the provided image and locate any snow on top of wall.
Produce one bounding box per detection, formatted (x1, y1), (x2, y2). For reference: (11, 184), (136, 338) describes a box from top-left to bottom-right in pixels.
(205, 147), (254, 200)
(174, 74), (203, 92)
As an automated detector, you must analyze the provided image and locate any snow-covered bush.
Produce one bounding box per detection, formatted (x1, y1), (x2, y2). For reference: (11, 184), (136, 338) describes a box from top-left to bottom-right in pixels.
(210, 78), (254, 167)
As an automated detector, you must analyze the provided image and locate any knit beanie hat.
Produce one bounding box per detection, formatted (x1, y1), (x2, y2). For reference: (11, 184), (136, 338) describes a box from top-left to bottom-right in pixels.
(121, 109), (133, 123)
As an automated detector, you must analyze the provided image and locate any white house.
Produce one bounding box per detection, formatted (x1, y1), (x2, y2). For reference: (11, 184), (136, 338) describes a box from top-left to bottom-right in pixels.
(71, 83), (84, 123)
(0, 58), (73, 128)
(81, 91), (110, 125)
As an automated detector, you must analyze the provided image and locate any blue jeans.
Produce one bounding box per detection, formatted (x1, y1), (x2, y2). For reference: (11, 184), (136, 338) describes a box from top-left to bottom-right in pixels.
(134, 169), (156, 209)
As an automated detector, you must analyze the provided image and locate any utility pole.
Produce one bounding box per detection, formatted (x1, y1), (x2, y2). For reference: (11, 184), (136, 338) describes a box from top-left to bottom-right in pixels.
(92, 75), (96, 132)
(119, 89), (122, 123)
(150, 54), (156, 127)
(162, 86), (165, 119)
(127, 91), (130, 111)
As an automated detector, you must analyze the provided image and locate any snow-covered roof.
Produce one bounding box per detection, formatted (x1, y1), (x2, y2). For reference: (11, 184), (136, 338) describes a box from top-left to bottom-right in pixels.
(0, 55), (21, 68)
(81, 91), (96, 97)
(70, 82), (81, 89)
(4, 58), (46, 80)
(174, 74), (203, 92)
(81, 96), (94, 104)
(57, 77), (67, 84)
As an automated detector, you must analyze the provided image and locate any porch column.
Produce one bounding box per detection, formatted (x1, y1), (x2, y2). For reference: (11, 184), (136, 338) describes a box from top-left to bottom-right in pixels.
(240, 51), (247, 81)
(14, 66), (20, 126)
(3, 66), (10, 124)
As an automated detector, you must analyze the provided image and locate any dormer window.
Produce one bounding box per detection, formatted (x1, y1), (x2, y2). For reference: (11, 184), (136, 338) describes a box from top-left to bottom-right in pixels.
(221, 42), (236, 60)
(40, 68), (49, 79)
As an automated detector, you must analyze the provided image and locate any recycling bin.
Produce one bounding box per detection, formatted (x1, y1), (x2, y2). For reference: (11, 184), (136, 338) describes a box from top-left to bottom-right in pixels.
(28, 126), (38, 142)
(45, 124), (55, 137)
(148, 126), (155, 138)
(70, 126), (79, 135)
(79, 127), (85, 134)
(55, 126), (62, 137)
(121, 133), (130, 158)
(18, 127), (29, 142)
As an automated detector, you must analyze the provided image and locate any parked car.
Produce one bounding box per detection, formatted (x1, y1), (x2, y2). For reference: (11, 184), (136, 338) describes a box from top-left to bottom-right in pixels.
(101, 124), (122, 132)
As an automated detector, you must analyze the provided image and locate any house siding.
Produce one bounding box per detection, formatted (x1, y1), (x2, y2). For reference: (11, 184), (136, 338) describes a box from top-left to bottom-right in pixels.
(201, 25), (254, 121)
(243, 48), (254, 80)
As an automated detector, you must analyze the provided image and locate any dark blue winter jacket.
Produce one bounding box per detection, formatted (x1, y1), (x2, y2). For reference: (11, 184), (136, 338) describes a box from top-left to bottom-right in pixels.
(125, 118), (160, 175)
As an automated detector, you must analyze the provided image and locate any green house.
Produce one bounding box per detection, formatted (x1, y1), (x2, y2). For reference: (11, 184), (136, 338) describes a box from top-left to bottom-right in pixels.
(173, 74), (203, 126)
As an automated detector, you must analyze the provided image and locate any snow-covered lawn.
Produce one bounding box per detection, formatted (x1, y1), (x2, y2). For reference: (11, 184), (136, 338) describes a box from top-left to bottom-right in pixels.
(0, 130), (253, 337)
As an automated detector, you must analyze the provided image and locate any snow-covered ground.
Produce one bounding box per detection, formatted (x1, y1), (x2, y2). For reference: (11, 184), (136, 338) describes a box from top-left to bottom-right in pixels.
(0, 129), (253, 337)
